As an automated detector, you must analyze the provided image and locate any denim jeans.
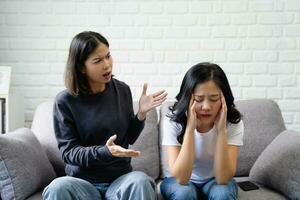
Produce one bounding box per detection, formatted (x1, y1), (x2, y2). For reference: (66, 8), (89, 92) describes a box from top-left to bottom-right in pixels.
(42, 171), (156, 200)
(160, 177), (238, 200)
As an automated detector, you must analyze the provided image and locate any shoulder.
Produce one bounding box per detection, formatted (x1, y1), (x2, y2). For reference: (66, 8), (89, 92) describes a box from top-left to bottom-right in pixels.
(227, 120), (244, 136)
(227, 120), (244, 146)
(54, 89), (78, 108)
(112, 78), (132, 101)
(162, 114), (182, 145)
(53, 90), (76, 116)
(162, 113), (182, 134)
(55, 89), (72, 103)
(112, 78), (130, 91)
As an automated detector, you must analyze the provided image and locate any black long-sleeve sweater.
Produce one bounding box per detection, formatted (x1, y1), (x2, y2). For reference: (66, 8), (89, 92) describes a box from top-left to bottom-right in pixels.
(53, 78), (145, 183)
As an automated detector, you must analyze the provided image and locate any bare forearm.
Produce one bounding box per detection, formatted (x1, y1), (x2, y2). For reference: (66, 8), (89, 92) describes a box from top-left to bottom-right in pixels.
(171, 128), (195, 184)
(214, 129), (233, 184)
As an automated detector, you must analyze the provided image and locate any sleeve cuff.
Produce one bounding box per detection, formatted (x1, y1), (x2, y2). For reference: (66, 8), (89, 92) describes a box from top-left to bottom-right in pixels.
(135, 114), (146, 123)
(97, 145), (114, 161)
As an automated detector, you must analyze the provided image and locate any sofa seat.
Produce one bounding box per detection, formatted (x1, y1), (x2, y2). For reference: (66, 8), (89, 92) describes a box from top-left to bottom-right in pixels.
(234, 177), (286, 200)
(155, 177), (287, 200)
(26, 178), (286, 200)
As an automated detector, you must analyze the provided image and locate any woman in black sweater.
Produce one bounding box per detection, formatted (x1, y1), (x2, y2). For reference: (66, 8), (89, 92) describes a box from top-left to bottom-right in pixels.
(42, 31), (167, 200)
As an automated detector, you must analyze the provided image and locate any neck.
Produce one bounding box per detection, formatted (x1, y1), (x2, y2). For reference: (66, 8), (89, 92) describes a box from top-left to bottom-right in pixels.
(90, 83), (106, 94)
(196, 122), (214, 133)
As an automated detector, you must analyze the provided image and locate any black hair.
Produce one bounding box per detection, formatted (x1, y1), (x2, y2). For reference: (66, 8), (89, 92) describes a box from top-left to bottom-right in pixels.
(168, 62), (241, 144)
(65, 31), (109, 96)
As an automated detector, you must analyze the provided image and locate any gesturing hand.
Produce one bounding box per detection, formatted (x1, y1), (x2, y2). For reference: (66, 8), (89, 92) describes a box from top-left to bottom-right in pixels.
(106, 135), (140, 157)
(137, 83), (168, 120)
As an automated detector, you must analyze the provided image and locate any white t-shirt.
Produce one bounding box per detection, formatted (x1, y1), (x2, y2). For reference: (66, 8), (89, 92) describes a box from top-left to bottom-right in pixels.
(162, 115), (244, 184)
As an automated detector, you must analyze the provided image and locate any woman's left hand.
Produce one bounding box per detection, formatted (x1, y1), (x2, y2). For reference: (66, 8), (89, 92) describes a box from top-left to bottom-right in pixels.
(137, 83), (168, 120)
(215, 92), (227, 133)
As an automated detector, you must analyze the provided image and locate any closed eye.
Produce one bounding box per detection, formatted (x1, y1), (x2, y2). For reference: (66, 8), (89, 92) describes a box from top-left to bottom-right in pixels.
(93, 53), (110, 63)
(210, 97), (219, 102)
(194, 98), (203, 103)
(94, 56), (107, 64)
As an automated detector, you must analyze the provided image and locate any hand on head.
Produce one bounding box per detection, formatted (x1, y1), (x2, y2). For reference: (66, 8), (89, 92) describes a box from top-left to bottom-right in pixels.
(187, 94), (197, 131)
(215, 92), (228, 132)
(106, 134), (140, 157)
(137, 83), (168, 120)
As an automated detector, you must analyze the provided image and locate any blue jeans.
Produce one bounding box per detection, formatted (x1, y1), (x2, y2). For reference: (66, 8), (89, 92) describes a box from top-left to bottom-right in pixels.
(42, 171), (156, 200)
(160, 177), (238, 200)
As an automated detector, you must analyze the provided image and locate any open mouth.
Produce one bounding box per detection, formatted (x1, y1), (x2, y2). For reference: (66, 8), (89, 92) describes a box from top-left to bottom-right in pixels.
(103, 72), (111, 80)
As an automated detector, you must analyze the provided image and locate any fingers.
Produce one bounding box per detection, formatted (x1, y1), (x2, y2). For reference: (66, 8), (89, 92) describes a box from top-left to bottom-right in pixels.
(106, 134), (117, 146)
(142, 83), (148, 96)
(151, 100), (166, 108)
(120, 149), (141, 157)
(113, 146), (141, 157)
(188, 94), (196, 114)
(152, 90), (166, 98)
(148, 90), (168, 109)
(189, 94), (195, 108)
(191, 99), (196, 111)
(220, 92), (227, 111)
(187, 94), (197, 130)
(153, 91), (168, 103)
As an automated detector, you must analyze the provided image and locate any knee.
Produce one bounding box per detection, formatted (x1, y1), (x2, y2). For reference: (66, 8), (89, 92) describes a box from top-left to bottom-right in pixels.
(172, 186), (197, 200)
(160, 179), (197, 200)
(209, 185), (235, 200)
(128, 171), (154, 187)
(43, 177), (76, 196)
(130, 171), (150, 181)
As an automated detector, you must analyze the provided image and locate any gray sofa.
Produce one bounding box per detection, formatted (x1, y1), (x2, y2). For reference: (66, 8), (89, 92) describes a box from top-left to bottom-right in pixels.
(0, 99), (299, 200)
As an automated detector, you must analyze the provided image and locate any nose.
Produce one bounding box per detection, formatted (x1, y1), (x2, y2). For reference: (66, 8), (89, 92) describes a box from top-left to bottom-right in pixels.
(201, 100), (211, 111)
(103, 58), (110, 70)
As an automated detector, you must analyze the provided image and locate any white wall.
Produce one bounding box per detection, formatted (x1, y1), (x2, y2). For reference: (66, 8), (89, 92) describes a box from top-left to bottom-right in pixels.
(0, 0), (299, 130)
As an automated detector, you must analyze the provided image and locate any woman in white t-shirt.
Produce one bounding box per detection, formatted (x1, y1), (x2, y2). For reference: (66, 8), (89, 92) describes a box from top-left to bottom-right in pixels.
(160, 62), (244, 200)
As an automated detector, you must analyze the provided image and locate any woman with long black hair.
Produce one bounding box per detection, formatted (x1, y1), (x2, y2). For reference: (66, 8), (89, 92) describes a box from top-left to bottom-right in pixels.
(160, 62), (244, 200)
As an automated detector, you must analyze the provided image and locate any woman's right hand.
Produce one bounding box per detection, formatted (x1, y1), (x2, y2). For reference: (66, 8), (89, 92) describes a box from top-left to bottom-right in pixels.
(106, 135), (140, 157)
(186, 94), (197, 132)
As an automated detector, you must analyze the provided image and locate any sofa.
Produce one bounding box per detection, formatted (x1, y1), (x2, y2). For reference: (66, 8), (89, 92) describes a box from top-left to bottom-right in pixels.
(0, 99), (299, 200)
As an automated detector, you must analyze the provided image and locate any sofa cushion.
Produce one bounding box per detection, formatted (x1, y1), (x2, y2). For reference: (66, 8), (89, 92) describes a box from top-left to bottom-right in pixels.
(31, 101), (65, 177)
(0, 128), (56, 200)
(130, 102), (160, 180)
(249, 130), (300, 199)
(235, 99), (286, 176)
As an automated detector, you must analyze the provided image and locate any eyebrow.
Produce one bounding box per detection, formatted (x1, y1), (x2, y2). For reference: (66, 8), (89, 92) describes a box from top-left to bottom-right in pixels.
(91, 52), (110, 61)
(194, 94), (220, 98)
